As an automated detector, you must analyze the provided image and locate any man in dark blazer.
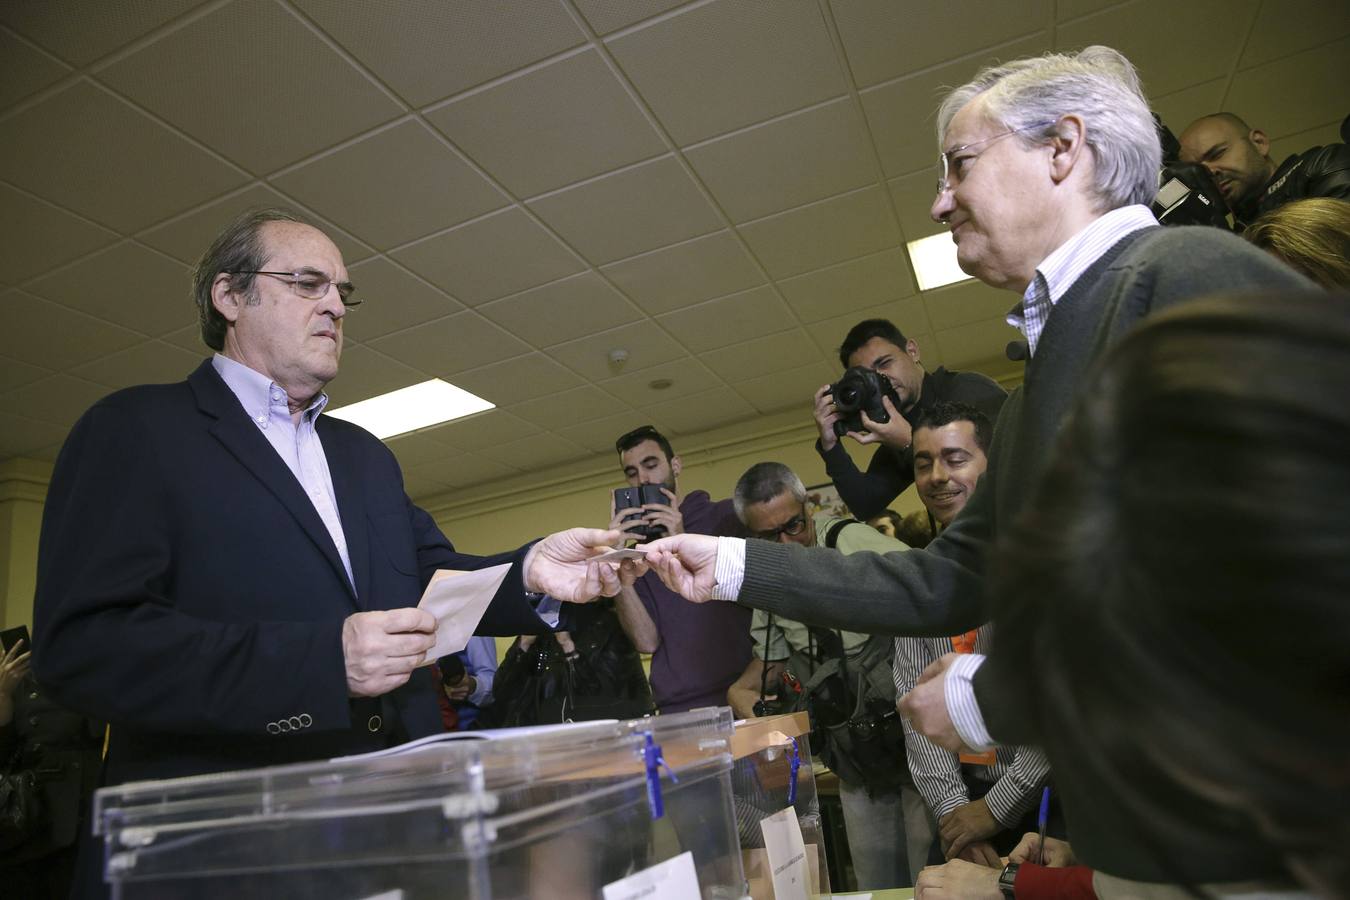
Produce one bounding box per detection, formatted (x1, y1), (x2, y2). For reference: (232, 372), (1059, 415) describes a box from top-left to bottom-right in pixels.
(32, 209), (625, 801)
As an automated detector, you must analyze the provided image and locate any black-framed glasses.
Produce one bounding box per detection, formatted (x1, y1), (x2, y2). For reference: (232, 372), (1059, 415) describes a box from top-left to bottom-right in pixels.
(936, 119), (1059, 195)
(230, 270), (362, 309)
(615, 424), (660, 454)
(753, 506), (809, 541)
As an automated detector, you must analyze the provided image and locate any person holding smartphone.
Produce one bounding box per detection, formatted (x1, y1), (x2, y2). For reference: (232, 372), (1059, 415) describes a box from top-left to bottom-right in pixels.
(607, 425), (751, 713)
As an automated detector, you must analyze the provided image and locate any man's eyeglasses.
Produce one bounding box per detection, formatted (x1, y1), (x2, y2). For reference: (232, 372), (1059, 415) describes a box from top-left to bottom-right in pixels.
(936, 119), (1059, 195)
(753, 507), (809, 541)
(230, 270), (362, 309)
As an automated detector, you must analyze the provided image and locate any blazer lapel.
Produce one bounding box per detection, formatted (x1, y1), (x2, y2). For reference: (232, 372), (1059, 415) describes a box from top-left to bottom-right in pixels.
(188, 361), (358, 604)
(318, 418), (373, 610)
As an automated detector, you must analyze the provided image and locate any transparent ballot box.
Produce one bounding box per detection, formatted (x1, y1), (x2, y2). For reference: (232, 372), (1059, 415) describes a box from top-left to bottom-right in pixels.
(728, 712), (830, 898)
(95, 710), (748, 899)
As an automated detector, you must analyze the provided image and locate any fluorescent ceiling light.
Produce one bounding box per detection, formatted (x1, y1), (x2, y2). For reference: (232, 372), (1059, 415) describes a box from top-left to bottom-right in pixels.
(907, 232), (974, 291)
(327, 379), (494, 440)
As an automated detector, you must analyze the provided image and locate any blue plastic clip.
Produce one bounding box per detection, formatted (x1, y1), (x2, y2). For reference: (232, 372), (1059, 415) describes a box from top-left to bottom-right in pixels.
(787, 737), (801, 807)
(642, 732), (678, 820)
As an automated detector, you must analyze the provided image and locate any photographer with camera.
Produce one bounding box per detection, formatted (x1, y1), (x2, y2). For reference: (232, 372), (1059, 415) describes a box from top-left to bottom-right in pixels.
(725, 462), (933, 889)
(814, 319), (1006, 520)
(1179, 112), (1350, 232)
(608, 425), (751, 714)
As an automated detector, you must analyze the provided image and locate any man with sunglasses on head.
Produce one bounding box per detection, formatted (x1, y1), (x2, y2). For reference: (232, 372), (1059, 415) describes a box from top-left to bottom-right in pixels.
(643, 46), (1312, 888)
(34, 208), (628, 899)
(609, 425), (751, 714)
(726, 462), (934, 890)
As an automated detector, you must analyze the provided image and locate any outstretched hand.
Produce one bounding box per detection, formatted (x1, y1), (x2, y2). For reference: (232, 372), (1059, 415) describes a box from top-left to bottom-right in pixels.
(641, 533), (721, 603)
(524, 527), (642, 602)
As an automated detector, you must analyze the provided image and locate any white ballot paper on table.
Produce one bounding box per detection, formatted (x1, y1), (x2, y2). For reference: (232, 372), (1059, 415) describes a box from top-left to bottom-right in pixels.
(761, 807), (810, 900)
(602, 850), (700, 900)
(418, 563), (512, 662)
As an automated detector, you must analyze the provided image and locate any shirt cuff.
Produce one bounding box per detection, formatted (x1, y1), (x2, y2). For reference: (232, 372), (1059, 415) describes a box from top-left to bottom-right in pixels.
(710, 537), (746, 601)
(532, 593), (562, 628)
(945, 653), (995, 751)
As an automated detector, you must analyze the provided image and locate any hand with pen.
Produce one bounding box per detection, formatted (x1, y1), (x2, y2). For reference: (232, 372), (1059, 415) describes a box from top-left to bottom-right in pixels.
(1010, 832), (1078, 867)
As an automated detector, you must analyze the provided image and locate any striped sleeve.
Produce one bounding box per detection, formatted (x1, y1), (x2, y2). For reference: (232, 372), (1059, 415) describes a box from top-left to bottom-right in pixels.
(896, 636), (969, 820)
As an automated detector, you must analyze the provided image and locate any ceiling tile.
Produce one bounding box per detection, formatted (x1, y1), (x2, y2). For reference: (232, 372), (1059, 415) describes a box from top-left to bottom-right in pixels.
(509, 384), (624, 430)
(573, 0), (686, 35)
(777, 247), (916, 324)
(0, 27), (72, 109)
(860, 34), (1049, 178)
(1269, 120), (1344, 163)
(545, 319), (688, 380)
(341, 257), (465, 343)
(323, 344), (429, 408)
(732, 360), (835, 414)
(1238, 0), (1350, 69)
(656, 285), (795, 352)
(606, 0), (847, 144)
(738, 186), (901, 279)
(700, 329), (823, 382)
(0, 81), (247, 232)
(68, 339), (202, 389)
(1226, 36), (1350, 139)
(409, 453), (520, 489)
(366, 311), (532, 377)
(1151, 79), (1229, 139)
(0, 353), (52, 393)
(932, 316), (1022, 368)
(922, 279), (1015, 332)
(96, 1), (403, 174)
(400, 471), (453, 501)
(160, 324), (205, 355)
(384, 431), (458, 470)
(426, 410), (540, 453)
(600, 230), (764, 316)
(0, 183), (119, 284)
(886, 170), (946, 243)
(391, 207), (584, 305)
(1056, 0), (1256, 98)
(0, 373), (110, 428)
(1056, 0), (1128, 20)
(136, 183), (375, 266)
(0, 0), (201, 67)
(0, 289), (144, 369)
(598, 357), (722, 406)
(26, 241), (193, 336)
(450, 353), (586, 407)
(0, 411), (68, 459)
(490, 434), (591, 470)
(643, 385), (755, 433)
(831, 0), (1049, 88)
(292, 0), (585, 106)
(272, 120), (505, 250)
(555, 410), (665, 453)
(528, 156), (721, 265)
(685, 98), (877, 223)
(477, 272), (643, 348)
(427, 49), (666, 198)
(804, 297), (931, 360)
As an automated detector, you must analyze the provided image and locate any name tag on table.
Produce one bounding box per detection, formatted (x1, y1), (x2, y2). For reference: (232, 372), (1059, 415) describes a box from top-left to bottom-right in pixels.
(602, 850), (700, 900)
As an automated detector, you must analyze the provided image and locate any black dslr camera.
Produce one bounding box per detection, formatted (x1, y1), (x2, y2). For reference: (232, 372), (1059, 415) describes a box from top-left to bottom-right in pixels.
(613, 484), (669, 542)
(828, 367), (902, 437)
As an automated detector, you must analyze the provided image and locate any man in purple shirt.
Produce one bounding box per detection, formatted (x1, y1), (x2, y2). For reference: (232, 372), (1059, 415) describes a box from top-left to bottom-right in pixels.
(608, 426), (751, 713)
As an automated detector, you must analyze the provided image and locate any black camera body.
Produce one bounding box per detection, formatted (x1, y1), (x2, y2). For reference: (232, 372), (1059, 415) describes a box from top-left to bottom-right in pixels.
(613, 484), (669, 541)
(829, 366), (901, 437)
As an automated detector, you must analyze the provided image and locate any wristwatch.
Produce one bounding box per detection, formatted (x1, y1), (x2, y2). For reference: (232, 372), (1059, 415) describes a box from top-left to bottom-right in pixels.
(997, 862), (1019, 898)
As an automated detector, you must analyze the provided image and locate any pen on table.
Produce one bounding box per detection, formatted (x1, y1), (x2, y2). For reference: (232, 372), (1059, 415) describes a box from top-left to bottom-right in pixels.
(1036, 785), (1051, 865)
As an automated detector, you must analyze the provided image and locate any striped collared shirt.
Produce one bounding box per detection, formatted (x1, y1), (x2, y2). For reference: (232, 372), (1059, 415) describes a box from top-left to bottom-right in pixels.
(213, 354), (355, 591)
(1006, 204), (1158, 355)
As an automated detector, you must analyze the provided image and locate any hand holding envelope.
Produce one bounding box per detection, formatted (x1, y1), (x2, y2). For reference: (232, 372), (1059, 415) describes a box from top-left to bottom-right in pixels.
(521, 527), (649, 602)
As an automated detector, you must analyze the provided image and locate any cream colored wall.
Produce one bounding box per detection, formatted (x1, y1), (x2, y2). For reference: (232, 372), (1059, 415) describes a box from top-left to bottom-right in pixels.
(0, 459), (51, 630)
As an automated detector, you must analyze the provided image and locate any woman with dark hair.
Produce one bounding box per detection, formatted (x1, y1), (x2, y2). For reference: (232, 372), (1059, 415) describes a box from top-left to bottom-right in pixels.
(918, 292), (1349, 898)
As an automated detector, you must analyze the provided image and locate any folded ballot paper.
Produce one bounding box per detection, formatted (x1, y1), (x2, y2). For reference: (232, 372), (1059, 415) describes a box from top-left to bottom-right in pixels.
(417, 563), (512, 663)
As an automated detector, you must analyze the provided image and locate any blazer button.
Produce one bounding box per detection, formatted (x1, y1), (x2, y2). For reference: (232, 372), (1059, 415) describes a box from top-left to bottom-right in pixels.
(367, 715), (382, 733)
(299, 714), (312, 728)
(267, 722), (281, 735)
(279, 719), (291, 732)
(288, 716), (302, 731)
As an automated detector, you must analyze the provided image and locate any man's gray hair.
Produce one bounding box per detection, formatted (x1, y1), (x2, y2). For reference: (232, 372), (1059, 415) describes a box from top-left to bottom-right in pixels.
(192, 207), (309, 351)
(936, 45), (1161, 210)
(733, 462), (807, 523)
